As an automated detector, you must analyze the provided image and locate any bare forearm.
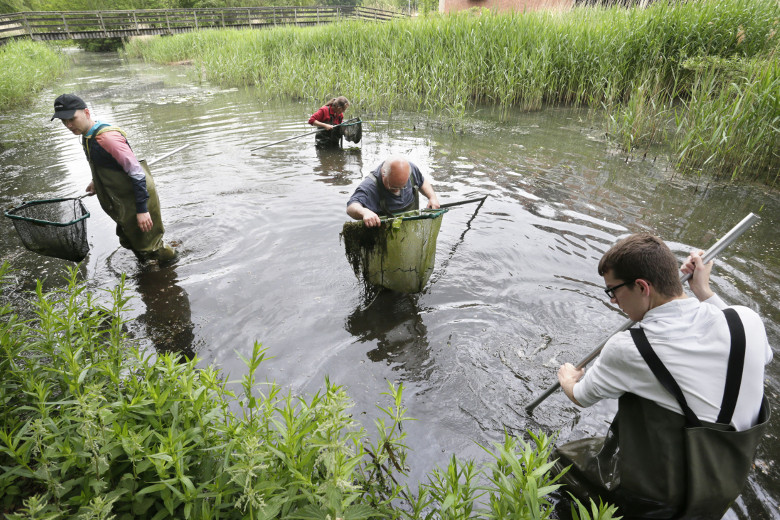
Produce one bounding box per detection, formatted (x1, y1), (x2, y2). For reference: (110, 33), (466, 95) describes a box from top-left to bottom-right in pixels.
(347, 203), (381, 227)
(558, 363), (585, 407)
(420, 180), (439, 208)
(347, 203), (367, 220)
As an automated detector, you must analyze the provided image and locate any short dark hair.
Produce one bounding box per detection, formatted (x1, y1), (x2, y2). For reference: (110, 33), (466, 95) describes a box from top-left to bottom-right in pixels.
(598, 233), (683, 298)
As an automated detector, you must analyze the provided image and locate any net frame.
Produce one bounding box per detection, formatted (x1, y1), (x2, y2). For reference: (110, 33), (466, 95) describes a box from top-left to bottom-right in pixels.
(341, 208), (449, 295)
(4, 197), (91, 262)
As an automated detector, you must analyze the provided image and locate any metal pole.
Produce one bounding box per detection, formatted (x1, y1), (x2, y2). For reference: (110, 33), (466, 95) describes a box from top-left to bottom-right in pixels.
(524, 212), (761, 414)
(250, 129), (321, 151)
(439, 196), (487, 209)
(250, 120), (357, 151)
(147, 143), (191, 166)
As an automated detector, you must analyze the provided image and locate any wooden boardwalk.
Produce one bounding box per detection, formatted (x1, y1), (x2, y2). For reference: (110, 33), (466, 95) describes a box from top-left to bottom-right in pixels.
(0, 6), (404, 43)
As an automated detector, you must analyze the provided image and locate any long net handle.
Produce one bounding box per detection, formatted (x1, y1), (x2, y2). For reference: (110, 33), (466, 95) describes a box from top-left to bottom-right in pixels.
(524, 212), (761, 414)
(251, 119), (362, 151)
(147, 143), (191, 166)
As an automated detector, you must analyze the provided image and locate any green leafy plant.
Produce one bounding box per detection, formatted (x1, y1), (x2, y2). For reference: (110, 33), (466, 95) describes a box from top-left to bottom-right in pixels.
(0, 262), (619, 519)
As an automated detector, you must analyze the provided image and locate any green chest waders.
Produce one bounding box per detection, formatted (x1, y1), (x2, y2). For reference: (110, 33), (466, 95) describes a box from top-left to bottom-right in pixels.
(315, 112), (343, 148)
(554, 308), (770, 519)
(85, 128), (169, 259)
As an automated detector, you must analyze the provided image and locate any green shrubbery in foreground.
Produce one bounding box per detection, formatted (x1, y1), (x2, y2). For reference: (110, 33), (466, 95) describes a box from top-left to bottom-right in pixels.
(0, 262), (618, 519)
(123, 0), (779, 184)
(0, 39), (67, 111)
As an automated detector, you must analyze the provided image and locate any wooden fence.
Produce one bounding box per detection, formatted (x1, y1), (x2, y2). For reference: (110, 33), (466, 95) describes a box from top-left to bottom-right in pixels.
(0, 6), (405, 42)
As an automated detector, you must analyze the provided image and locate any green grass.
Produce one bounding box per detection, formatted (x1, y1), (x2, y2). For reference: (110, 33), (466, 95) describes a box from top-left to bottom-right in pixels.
(123, 0), (779, 184)
(0, 39), (68, 111)
(0, 262), (618, 519)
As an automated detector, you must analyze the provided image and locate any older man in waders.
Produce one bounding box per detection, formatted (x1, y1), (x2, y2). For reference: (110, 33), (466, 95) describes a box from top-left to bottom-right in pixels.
(346, 156), (440, 227)
(51, 94), (176, 264)
(555, 234), (771, 519)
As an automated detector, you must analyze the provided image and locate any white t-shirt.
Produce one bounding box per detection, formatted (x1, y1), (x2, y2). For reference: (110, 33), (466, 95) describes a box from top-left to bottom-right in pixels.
(574, 294), (772, 431)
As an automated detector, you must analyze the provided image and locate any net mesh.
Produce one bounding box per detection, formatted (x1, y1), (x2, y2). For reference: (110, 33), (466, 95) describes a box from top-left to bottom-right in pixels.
(341, 118), (362, 144)
(4, 198), (90, 262)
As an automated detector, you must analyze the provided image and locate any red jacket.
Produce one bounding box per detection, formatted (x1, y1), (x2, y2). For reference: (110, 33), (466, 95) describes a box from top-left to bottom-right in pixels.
(308, 105), (343, 126)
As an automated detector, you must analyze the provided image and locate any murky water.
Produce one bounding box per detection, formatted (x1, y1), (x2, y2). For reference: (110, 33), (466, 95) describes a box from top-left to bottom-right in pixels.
(1, 51), (778, 517)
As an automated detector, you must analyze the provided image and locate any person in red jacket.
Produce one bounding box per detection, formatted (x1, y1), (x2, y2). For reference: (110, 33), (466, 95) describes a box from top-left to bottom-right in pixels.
(308, 96), (350, 148)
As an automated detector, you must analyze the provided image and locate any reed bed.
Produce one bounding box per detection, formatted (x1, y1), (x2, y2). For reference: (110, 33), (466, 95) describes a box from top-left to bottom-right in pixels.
(124, 0), (779, 183)
(0, 40), (68, 111)
(675, 57), (779, 184)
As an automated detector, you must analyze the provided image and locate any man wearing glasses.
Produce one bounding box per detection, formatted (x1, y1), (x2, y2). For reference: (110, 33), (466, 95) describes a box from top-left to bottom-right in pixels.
(346, 156), (440, 227)
(555, 233), (771, 518)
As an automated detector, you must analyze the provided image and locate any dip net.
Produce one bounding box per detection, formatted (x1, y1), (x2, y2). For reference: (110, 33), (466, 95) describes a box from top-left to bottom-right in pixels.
(341, 118), (362, 144)
(341, 208), (448, 295)
(4, 198), (90, 262)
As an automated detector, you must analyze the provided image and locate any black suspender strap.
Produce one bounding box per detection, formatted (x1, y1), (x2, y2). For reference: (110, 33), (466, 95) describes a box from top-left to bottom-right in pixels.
(630, 308), (746, 428)
(716, 308), (746, 424)
(630, 327), (702, 427)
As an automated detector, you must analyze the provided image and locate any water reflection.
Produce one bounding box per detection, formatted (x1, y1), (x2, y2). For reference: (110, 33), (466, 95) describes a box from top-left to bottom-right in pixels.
(346, 291), (432, 382)
(134, 262), (195, 359)
(313, 146), (363, 186)
(1, 51), (779, 518)
(427, 196), (487, 287)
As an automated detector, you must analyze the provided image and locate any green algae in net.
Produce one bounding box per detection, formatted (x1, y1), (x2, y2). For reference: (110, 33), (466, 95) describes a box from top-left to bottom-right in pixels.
(341, 208), (448, 294)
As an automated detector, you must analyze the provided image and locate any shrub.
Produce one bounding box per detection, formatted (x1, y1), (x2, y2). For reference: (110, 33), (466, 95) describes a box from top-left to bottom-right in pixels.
(0, 262), (617, 519)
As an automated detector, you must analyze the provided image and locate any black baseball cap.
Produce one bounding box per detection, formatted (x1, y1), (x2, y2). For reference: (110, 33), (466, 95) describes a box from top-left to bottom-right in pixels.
(51, 94), (87, 121)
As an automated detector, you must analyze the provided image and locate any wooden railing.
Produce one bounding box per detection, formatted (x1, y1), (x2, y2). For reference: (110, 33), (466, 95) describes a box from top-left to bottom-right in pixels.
(0, 6), (405, 42)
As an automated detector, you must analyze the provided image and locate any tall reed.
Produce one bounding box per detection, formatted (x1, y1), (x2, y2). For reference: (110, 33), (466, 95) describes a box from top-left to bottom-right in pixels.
(674, 56), (779, 184)
(0, 40), (67, 111)
(124, 0), (776, 111)
(123, 0), (778, 183)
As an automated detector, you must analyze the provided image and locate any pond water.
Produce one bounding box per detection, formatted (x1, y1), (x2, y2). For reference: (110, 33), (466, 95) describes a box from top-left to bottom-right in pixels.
(1, 50), (778, 517)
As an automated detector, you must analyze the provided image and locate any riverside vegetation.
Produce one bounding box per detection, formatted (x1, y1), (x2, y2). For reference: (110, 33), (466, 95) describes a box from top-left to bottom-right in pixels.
(0, 261), (619, 519)
(0, 39), (67, 111)
(122, 0), (779, 185)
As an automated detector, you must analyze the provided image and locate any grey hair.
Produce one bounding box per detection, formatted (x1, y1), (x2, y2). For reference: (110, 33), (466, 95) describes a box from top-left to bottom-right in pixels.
(380, 160), (391, 178)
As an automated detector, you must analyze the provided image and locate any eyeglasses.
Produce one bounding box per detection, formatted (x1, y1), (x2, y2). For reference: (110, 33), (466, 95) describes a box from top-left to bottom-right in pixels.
(386, 180), (410, 192)
(604, 280), (635, 299)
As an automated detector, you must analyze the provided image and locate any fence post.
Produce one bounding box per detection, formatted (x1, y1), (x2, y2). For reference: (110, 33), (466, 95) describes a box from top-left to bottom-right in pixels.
(21, 12), (32, 38)
(98, 12), (107, 37)
(133, 10), (138, 33)
(61, 13), (71, 39)
(165, 12), (171, 33)
(193, 10), (198, 30)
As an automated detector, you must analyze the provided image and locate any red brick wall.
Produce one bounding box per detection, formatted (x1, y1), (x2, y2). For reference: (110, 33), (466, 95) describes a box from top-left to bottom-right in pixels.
(439, 0), (573, 13)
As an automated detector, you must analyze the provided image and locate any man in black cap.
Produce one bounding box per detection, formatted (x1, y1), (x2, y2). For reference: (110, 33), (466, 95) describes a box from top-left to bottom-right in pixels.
(52, 93), (176, 264)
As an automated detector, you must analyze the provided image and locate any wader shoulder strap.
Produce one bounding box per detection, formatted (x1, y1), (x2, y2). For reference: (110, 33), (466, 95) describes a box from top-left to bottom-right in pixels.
(630, 328), (702, 427)
(717, 308), (745, 424)
(94, 125), (127, 138)
(82, 124), (126, 163)
(630, 308), (746, 428)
